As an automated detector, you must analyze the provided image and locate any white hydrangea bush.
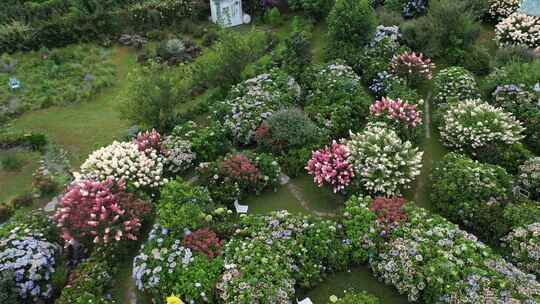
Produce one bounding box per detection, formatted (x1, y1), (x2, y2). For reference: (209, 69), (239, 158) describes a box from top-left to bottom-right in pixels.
(440, 99), (525, 151)
(345, 122), (423, 196)
(432, 67), (480, 106)
(496, 12), (540, 48)
(163, 135), (196, 174)
(76, 141), (167, 189)
(489, 0), (521, 20)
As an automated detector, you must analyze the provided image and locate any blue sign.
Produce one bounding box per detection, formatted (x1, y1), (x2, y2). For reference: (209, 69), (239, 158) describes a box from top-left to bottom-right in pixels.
(519, 0), (540, 16)
(9, 77), (20, 90)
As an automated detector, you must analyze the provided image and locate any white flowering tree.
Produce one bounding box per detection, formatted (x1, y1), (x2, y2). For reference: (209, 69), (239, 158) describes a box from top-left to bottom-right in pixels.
(345, 122), (423, 196)
(496, 12), (540, 48)
(440, 99), (525, 151)
(76, 141), (166, 189)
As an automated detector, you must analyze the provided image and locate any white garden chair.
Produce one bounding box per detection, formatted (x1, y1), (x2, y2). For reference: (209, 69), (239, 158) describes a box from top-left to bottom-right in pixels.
(298, 298), (313, 304)
(234, 200), (248, 214)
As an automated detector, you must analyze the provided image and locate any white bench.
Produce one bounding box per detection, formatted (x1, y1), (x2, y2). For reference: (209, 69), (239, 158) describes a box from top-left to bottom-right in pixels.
(234, 200), (248, 214)
(298, 298), (313, 304)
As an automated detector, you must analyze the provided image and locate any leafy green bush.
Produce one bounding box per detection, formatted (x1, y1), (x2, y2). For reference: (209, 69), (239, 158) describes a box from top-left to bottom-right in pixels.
(277, 147), (313, 178)
(121, 61), (191, 131)
(157, 179), (212, 232)
(264, 8), (283, 26)
(172, 121), (232, 163)
(0, 152), (23, 171)
(326, 0), (377, 61)
(289, 0), (335, 19)
(463, 45), (492, 76)
(281, 18), (312, 84)
(256, 108), (323, 153)
(481, 60), (540, 101)
(0, 271), (17, 304)
(431, 153), (513, 244)
(304, 62), (373, 137)
(432, 67), (480, 106)
(475, 143), (533, 175)
(401, 0), (480, 65)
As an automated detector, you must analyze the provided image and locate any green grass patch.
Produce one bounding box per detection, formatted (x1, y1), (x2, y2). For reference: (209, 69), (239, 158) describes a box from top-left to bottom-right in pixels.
(0, 149), (40, 203)
(245, 185), (309, 215)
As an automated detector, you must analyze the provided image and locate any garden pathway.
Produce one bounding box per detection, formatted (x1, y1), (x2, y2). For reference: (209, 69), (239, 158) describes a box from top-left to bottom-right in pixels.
(286, 182), (336, 217)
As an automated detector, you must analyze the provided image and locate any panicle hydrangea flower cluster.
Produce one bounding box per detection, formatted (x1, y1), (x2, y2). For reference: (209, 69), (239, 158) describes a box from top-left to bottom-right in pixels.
(54, 178), (143, 245)
(370, 97), (421, 128)
(76, 140), (167, 189)
(502, 222), (540, 277)
(440, 99), (525, 150)
(432, 67), (480, 106)
(489, 0), (522, 20)
(346, 122), (423, 196)
(390, 51), (435, 82)
(496, 12), (540, 48)
(135, 129), (165, 154)
(0, 227), (60, 302)
(305, 141), (355, 193)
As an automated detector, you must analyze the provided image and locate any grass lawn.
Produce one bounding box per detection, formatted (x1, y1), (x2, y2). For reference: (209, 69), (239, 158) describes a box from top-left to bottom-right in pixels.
(0, 149), (41, 203)
(10, 47), (134, 168)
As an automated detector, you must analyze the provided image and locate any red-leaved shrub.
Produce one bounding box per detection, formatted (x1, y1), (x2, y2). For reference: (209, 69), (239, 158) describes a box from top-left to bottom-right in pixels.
(183, 228), (224, 259)
(370, 196), (408, 233)
(219, 154), (261, 186)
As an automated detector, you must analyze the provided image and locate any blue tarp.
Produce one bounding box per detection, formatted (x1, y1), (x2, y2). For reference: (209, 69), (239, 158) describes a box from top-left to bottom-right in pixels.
(519, 0), (540, 16)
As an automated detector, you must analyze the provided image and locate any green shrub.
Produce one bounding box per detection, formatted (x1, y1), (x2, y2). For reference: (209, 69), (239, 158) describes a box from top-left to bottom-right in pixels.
(431, 153), (513, 244)
(278, 147), (313, 178)
(9, 193), (34, 210)
(281, 18), (312, 84)
(0, 152), (23, 171)
(264, 8), (283, 26)
(0, 21), (36, 53)
(475, 143), (533, 175)
(0, 204), (13, 223)
(289, 0), (335, 19)
(432, 66), (480, 106)
(481, 60), (540, 101)
(121, 61), (191, 131)
(172, 121), (232, 163)
(376, 6), (405, 26)
(494, 46), (538, 67)
(401, 0), (480, 65)
(257, 109), (322, 153)
(326, 0), (377, 61)
(0, 271), (17, 304)
(463, 45), (492, 76)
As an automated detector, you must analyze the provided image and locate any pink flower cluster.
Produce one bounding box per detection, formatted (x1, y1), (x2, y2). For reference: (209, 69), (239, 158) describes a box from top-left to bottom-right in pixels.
(370, 97), (421, 128)
(306, 141), (355, 193)
(391, 51), (435, 81)
(135, 129), (165, 154)
(54, 178), (142, 246)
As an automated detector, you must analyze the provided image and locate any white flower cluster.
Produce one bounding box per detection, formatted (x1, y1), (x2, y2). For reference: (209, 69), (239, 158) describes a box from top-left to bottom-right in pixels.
(76, 141), (166, 189)
(163, 135), (196, 174)
(432, 67), (480, 106)
(221, 72), (299, 145)
(440, 99), (525, 150)
(502, 222), (540, 276)
(346, 122), (423, 196)
(489, 0), (521, 20)
(496, 12), (540, 48)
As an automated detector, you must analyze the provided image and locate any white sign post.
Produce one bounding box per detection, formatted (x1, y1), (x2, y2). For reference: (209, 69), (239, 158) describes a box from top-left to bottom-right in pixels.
(210, 0), (245, 27)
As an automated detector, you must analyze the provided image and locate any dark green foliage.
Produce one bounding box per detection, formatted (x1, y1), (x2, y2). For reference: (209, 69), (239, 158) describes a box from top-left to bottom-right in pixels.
(0, 153), (23, 171)
(475, 143), (533, 175)
(495, 47), (539, 67)
(481, 60), (540, 101)
(462, 46), (492, 76)
(401, 0), (480, 65)
(264, 8), (283, 26)
(326, 0), (377, 61)
(121, 61), (190, 131)
(278, 147), (313, 178)
(504, 200), (540, 229)
(289, 0), (335, 19)
(281, 18), (312, 84)
(431, 153), (513, 244)
(0, 271), (17, 304)
(257, 109), (322, 153)
(172, 121), (232, 163)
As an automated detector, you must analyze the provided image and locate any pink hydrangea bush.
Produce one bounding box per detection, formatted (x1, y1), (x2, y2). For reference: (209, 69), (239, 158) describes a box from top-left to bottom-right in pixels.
(370, 97), (421, 128)
(135, 129), (166, 154)
(390, 51), (435, 84)
(306, 141), (355, 193)
(54, 178), (149, 246)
